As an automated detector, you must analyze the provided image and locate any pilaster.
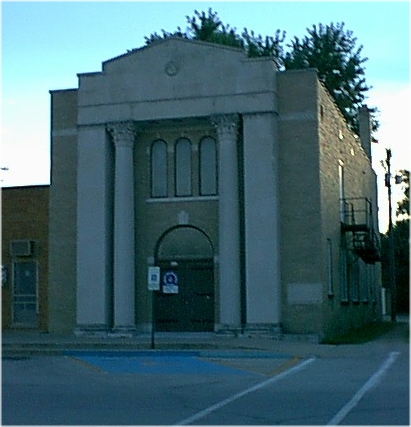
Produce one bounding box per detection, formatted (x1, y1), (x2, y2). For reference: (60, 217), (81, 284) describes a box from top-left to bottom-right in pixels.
(76, 125), (112, 331)
(242, 112), (281, 330)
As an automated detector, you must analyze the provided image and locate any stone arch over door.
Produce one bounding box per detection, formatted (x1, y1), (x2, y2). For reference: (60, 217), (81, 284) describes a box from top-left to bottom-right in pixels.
(155, 226), (215, 332)
(156, 226), (214, 262)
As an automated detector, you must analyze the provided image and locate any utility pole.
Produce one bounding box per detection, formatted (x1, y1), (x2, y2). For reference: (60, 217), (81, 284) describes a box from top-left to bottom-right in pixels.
(384, 149), (397, 322)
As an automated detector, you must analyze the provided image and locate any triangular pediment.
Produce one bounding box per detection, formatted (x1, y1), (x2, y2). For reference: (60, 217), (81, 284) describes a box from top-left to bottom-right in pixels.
(77, 37), (277, 124)
(102, 36), (247, 72)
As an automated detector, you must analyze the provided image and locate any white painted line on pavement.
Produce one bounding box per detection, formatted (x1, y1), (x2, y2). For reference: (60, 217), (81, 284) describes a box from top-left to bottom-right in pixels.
(326, 351), (401, 425)
(175, 356), (316, 426)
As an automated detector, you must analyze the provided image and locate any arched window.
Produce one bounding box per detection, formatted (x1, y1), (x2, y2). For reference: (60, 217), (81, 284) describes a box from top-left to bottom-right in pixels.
(151, 139), (167, 198)
(199, 136), (217, 195)
(175, 138), (192, 196)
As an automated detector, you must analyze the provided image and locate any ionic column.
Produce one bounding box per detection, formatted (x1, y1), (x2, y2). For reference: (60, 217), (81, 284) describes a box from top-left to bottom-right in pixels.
(212, 114), (241, 332)
(107, 122), (136, 332)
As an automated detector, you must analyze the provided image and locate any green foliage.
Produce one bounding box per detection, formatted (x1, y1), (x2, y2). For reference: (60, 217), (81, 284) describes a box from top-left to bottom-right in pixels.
(396, 169), (410, 218)
(144, 9), (286, 59)
(144, 9), (378, 136)
(185, 9), (244, 48)
(393, 219), (410, 313)
(380, 218), (410, 313)
(144, 9), (244, 49)
(322, 322), (396, 345)
(283, 23), (372, 134)
(241, 28), (286, 60)
(379, 169), (410, 313)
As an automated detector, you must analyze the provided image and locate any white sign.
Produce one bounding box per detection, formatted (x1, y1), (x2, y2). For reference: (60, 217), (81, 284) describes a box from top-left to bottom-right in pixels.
(162, 271), (179, 294)
(147, 266), (160, 291)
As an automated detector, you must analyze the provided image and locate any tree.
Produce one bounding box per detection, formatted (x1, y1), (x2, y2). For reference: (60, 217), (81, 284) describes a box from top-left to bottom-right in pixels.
(144, 9), (378, 136)
(393, 219), (410, 313)
(283, 22), (376, 135)
(396, 169), (410, 218)
(380, 219), (409, 313)
(144, 9), (285, 60)
(241, 28), (286, 60)
(144, 9), (244, 49)
(381, 169), (410, 314)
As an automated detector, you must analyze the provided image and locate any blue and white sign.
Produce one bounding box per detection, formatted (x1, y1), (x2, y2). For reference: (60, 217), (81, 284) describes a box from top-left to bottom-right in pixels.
(163, 271), (179, 294)
(1, 265), (7, 286)
(147, 266), (160, 291)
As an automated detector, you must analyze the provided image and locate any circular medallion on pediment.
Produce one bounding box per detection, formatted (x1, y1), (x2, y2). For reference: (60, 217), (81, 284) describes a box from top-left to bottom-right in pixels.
(165, 61), (179, 76)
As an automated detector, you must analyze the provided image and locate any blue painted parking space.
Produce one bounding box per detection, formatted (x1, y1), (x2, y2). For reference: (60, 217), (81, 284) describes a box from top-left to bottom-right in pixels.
(64, 350), (252, 375)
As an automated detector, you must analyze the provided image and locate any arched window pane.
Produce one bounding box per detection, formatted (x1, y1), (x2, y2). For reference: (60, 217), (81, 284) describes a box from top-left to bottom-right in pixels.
(175, 138), (192, 196)
(200, 137), (217, 195)
(151, 140), (167, 197)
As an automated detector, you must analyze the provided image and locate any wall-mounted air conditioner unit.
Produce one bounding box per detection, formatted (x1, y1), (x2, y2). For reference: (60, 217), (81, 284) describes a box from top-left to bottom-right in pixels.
(10, 240), (33, 257)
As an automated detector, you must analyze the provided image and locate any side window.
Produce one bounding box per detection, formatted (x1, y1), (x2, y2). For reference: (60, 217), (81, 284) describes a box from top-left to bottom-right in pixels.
(326, 238), (334, 297)
(151, 139), (167, 198)
(199, 136), (217, 196)
(338, 161), (345, 222)
(339, 237), (349, 303)
(175, 138), (192, 196)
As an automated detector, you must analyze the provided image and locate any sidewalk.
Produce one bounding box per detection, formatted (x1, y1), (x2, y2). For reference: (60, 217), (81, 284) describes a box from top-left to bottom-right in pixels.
(2, 318), (408, 358)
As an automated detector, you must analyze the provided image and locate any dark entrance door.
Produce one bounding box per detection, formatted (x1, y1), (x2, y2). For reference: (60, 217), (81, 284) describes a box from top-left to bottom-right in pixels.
(12, 261), (38, 327)
(156, 260), (214, 332)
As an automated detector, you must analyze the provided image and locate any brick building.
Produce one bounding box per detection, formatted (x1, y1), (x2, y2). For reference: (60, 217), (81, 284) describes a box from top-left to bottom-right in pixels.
(2, 185), (49, 330)
(47, 38), (382, 340)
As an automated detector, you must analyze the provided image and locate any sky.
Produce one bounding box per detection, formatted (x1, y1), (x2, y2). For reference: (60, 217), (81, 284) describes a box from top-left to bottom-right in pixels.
(1, 1), (410, 232)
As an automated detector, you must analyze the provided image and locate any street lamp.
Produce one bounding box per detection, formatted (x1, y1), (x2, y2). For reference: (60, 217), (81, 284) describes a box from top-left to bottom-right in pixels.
(383, 149), (402, 322)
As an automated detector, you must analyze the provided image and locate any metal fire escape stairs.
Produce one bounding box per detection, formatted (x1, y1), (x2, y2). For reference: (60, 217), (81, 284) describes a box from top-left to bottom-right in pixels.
(340, 197), (381, 264)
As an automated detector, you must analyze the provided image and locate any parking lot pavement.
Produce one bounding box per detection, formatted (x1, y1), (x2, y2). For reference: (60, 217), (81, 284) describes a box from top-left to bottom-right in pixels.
(1, 351), (303, 425)
(2, 319), (408, 360)
(3, 345), (408, 426)
(64, 349), (295, 376)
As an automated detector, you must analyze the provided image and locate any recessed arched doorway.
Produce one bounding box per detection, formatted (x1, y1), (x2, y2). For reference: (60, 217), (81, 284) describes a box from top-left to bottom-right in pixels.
(154, 226), (215, 332)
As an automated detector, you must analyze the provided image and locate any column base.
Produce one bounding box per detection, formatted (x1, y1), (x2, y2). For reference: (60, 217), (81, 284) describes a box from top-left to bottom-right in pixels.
(135, 323), (152, 334)
(109, 326), (136, 337)
(243, 323), (282, 337)
(214, 323), (243, 336)
(74, 324), (108, 336)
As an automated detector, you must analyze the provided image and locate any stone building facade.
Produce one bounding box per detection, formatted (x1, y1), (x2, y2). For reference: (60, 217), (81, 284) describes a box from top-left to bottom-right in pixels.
(48, 38), (382, 339)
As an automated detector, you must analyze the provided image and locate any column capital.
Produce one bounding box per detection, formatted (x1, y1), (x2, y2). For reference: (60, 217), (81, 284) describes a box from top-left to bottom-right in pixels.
(211, 114), (239, 138)
(107, 121), (136, 148)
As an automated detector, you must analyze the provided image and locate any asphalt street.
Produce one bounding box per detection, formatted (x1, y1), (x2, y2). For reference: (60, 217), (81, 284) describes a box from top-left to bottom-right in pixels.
(2, 330), (409, 426)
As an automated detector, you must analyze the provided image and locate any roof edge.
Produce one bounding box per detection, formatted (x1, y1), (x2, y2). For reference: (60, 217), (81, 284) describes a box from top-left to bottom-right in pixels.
(102, 36), (247, 68)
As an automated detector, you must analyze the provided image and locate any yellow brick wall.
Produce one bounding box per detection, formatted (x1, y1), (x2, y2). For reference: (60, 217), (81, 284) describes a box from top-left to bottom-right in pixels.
(277, 69), (382, 338)
(317, 79), (382, 338)
(48, 89), (78, 333)
(277, 69), (323, 334)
